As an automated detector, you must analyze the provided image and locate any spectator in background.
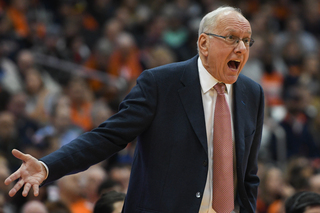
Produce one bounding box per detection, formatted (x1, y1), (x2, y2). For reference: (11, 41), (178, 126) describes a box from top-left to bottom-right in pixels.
(0, 42), (22, 94)
(257, 165), (294, 213)
(67, 76), (94, 131)
(0, 111), (21, 172)
(97, 179), (122, 197)
(24, 67), (57, 125)
(285, 191), (320, 213)
(0, 155), (16, 213)
(91, 100), (113, 129)
(260, 50), (284, 107)
(299, 53), (320, 97)
(0, 155), (12, 194)
(6, 0), (30, 42)
(93, 191), (125, 213)
(108, 32), (142, 85)
(21, 200), (48, 213)
(57, 174), (85, 213)
(102, 18), (124, 46)
(270, 85), (320, 161)
(16, 50), (61, 94)
(0, 11), (21, 59)
(108, 164), (131, 194)
(7, 91), (39, 147)
(281, 40), (304, 91)
(45, 200), (71, 213)
(84, 38), (114, 97)
(285, 157), (313, 193)
(85, 0), (116, 32)
(309, 173), (320, 195)
(162, 4), (190, 61)
(302, 0), (320, 39)
(33, 95), (82, 148)
(273, 15), (319, 57)
(79, 165), (108, 212)
(144, 45), (176, 69)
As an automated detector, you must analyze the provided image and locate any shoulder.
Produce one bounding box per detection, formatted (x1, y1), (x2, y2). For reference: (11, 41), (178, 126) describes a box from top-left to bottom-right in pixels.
(140, 55), (198, 80)
(237, 74), (263, 92)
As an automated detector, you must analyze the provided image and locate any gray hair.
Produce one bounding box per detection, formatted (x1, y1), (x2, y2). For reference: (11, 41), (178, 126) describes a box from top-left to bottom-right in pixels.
(198, 6), (242, 36)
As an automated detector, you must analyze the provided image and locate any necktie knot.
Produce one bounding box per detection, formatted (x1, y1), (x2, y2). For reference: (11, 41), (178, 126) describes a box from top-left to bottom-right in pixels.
(214, 83), (226, 95)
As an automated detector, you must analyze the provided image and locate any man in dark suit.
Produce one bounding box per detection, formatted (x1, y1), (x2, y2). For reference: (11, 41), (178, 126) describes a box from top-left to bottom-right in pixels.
(5, 6), (264, 213)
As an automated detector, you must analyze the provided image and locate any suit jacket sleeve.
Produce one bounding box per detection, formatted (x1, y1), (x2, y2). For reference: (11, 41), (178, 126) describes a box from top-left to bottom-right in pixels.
(40, 70), (158, 184)
(238, 82), (264, 213)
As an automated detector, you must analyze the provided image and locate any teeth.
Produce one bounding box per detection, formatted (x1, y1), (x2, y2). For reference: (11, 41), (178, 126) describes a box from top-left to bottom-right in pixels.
(234, 60), (240, 62)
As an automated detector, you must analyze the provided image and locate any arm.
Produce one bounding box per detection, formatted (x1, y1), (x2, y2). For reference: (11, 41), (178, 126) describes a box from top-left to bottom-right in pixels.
(243, 85), (264, 210)
(5, 70), (158, 196)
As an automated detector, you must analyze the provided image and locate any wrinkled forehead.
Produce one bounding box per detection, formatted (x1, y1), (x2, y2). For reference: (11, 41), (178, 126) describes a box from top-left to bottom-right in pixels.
(215, 11), (252, 35)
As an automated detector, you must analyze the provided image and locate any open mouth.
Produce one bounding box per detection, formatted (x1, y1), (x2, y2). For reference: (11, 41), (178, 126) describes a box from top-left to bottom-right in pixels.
(227, 60), (240, 70)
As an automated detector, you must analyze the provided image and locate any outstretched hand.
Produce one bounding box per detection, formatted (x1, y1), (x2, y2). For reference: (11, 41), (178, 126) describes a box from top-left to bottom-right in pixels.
(4, 149), (47, 197)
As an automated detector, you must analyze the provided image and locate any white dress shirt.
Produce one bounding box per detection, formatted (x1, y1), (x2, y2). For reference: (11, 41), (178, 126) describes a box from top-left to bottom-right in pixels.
(197, 57), (237, 213)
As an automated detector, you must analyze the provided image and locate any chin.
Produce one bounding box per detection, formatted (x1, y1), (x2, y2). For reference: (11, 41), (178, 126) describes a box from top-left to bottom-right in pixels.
(224, 76), (239, 84)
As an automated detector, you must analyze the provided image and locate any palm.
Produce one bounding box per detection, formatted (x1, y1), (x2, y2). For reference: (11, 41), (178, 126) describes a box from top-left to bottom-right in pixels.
(4, 149), (47, 197)
(20, 156), (45, 184)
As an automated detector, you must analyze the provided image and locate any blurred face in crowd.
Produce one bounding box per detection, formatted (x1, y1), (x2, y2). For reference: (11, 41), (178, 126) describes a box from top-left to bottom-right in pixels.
(25, 68), (43, 95)
(198, 11), (251, 84)
(112, 201), (124, 213)
(53, 106), (71, 132)
(81, 166), (107, 203)
(304, 206), (320, 213)
(0, 112), (15, 140)
(17, 51), (34, 73)
(21, 201), (48, 213)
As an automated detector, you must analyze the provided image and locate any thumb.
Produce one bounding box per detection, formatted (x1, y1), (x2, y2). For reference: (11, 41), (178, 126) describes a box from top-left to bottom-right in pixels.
(11, 149), (29, 162)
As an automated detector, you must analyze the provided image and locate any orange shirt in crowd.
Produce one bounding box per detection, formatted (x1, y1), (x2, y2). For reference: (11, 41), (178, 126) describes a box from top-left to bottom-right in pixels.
(70, 199), (92, 213)
(84, 55), (106, 92)
(108, 48), (142, 81)
(6, 6), (30, 38)
(70, 102), (93, 132)
(261, 72), (284, 106)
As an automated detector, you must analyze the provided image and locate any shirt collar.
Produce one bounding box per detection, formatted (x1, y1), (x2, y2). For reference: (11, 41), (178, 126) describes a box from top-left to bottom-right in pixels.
(197, 57), (231, 94)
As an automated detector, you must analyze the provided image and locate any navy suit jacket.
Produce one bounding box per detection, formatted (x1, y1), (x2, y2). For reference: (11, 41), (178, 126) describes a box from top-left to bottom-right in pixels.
(40, 55), (264, 213)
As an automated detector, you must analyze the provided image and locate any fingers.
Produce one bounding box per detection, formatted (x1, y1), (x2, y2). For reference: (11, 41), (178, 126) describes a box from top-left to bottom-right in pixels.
(4, 170), (20, 186)
(33, 184), (39, 197)
(12, 149), (29, 161)
(22, 183), (31, 197)
(8, 179), (24, 197)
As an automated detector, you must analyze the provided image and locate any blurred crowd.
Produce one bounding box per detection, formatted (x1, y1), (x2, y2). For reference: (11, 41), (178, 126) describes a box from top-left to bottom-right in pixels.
(0, 0), (320, 212)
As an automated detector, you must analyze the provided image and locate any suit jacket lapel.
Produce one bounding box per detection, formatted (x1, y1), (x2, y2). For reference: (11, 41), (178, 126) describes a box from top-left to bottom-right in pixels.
(178, 56), (208, 155)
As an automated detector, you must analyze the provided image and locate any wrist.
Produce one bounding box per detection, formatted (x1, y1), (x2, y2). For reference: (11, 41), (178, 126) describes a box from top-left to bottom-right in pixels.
(38, 161), (49, 180)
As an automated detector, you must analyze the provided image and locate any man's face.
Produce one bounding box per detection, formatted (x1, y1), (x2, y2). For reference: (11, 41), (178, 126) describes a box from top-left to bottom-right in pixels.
(202, 11), (252, 84)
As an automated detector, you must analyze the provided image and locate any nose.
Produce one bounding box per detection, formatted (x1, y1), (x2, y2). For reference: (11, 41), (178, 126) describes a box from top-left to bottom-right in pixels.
(234, 40), (247, 54)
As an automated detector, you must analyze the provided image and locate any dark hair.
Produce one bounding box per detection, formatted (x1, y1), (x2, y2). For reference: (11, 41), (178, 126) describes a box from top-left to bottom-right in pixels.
(285, 191), (320, 213)
(97, 179), (121, 196)
(46, 200), (72, 213)
(93, 191), (126, 213)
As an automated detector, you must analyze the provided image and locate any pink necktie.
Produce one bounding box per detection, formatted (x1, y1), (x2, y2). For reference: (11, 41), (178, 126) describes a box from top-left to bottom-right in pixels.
(212, 83), (234, 213)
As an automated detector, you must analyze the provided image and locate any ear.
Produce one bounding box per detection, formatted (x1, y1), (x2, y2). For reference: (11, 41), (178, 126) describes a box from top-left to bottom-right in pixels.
(198, 34), (209, 57)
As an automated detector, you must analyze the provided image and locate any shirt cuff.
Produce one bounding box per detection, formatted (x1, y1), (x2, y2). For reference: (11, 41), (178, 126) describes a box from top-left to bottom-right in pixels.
(39, 161), (49, 180)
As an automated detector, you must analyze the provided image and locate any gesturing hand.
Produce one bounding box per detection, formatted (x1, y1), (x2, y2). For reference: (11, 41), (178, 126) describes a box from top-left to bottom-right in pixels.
(4, 149), (47, 197)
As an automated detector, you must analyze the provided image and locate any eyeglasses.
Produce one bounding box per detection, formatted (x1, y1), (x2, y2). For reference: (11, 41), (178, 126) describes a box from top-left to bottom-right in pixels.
(204, 32), (254, 47)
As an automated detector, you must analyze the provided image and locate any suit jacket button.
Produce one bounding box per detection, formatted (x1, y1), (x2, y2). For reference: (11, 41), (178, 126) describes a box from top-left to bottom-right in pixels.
(196, 192), (201, 198)
(203, 160), (208, 167)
